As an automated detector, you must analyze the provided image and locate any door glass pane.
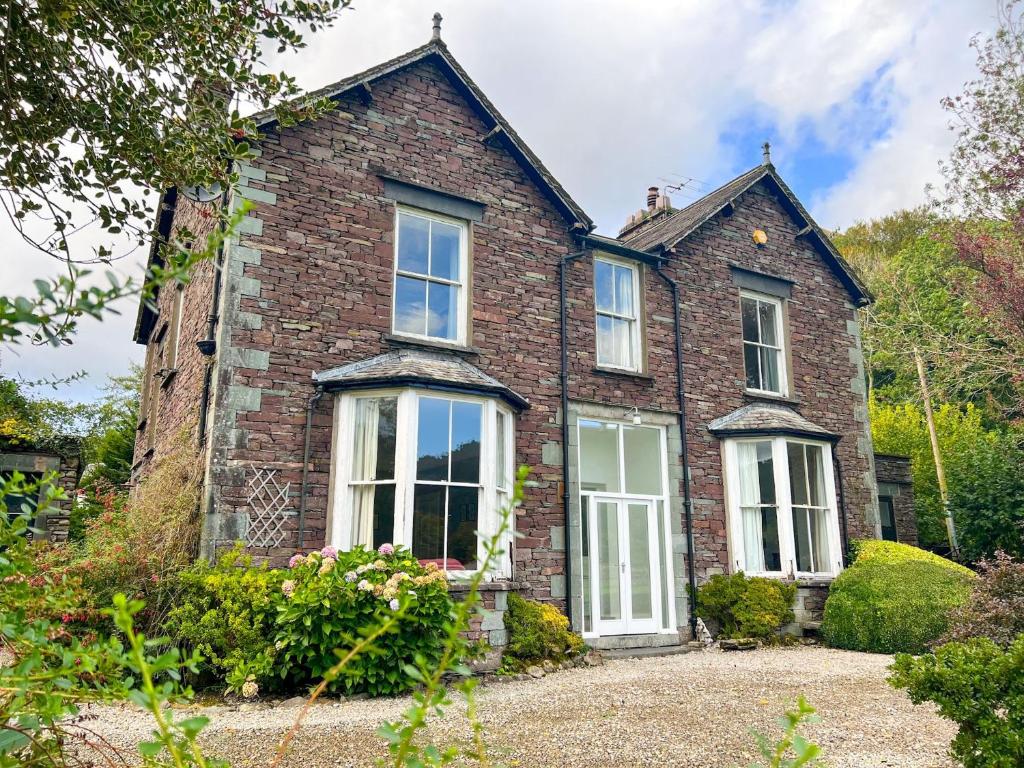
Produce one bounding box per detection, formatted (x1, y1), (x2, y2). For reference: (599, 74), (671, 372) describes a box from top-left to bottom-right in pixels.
(430, 220), (461, 280)
(450, 401), (481, 483)
(597, 501), (621, 621)
(880, 497), (897, 541)
(579, 420), (621, 493)
(623, 425), (661, 495)
(394, 276), (426, 335)
(412, 484), (445, 564)
(426, 281), (457, 340)
(628, 503), (653, 620)
(581, 496), (592, 634)
(398, 212), (429, 274)
(741, 297), (759, 342)
(743, 343), (760, 389)
(657, 501), (670, 631)
(595, 260), (614, 312)
(758, 300), (779, 345)
(416, 397), (450, 481)
(447, 486), (478, 570)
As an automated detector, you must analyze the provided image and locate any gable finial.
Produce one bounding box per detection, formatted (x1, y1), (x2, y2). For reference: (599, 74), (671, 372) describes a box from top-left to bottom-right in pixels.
(431, 12), (443, 41)
(762, 141), (772, 166)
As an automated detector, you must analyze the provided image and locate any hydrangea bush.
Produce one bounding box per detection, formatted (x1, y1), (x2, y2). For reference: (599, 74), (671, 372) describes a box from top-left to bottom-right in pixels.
(273, 544), (453, 696)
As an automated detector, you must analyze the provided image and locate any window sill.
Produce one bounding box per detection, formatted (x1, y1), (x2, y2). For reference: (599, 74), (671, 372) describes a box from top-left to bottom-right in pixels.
(159, 368), (178, 389)
(447, 579), (521, 594)
(743, 389), (800, 406)
(592, 366), (654, 383)
(384, 333), (480, 356)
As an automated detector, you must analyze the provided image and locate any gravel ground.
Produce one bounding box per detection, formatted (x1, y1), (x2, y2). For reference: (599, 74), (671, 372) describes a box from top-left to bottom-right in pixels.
(80, 646), (955, 767)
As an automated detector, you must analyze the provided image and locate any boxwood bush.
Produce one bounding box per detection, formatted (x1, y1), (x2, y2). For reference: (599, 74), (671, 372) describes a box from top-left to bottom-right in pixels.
(890, 635), (1024, 767)
(822, 540), (974, 654)
(697, 572), (797, 640)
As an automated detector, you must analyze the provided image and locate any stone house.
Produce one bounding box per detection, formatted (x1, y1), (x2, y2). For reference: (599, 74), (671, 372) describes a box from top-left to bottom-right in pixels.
(132, 19), (899, 649)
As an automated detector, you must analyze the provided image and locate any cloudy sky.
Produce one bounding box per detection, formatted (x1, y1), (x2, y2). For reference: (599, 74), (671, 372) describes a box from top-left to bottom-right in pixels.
(1, 0), (998, 403)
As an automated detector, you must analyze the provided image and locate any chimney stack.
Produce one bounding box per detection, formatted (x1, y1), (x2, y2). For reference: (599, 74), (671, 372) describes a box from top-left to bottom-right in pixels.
(647, 186), (659, 210)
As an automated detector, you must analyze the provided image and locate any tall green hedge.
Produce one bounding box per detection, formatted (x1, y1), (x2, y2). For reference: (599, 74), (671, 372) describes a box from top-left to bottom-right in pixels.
(822, 540), (974, 654)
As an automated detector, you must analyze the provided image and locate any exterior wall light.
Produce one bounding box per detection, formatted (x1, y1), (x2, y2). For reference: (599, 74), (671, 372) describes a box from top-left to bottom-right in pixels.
(752, 229), (768, 248)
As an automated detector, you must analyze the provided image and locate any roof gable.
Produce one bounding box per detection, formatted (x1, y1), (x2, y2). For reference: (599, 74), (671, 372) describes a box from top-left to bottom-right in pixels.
(622, 164), (872, 306)
(251, 40), (593, 232)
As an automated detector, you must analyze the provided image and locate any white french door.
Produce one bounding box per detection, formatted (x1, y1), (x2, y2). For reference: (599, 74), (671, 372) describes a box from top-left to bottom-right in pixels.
(587, 496), (660, 636)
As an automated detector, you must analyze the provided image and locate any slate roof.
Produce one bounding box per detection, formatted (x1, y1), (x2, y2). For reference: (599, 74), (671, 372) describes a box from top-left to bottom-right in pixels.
(313, 348), (529, 410)
(250, 39), (593, 231)
(622, 164), (872, 306)
(707, 402), (838, 441)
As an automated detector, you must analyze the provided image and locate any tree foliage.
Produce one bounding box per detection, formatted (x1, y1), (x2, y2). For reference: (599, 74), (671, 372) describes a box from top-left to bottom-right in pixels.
(870, 397), (1024, 559)
(937, 0), (1024, 415)
(0, 0), (348, 346)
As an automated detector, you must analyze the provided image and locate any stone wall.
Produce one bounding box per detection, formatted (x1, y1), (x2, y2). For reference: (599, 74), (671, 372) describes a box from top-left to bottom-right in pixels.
(0, 447), (81, 542)
(874, 453), (918, 545)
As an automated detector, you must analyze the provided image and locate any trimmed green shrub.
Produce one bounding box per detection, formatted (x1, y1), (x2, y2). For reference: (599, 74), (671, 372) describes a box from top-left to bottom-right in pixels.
(822, 540), (974, 654)
(697, 572), (797, 640)
(274, 545), (453, 697)
(502, 593), (584, 669)
(164, 543), (284, 692)
(890, 635), (1024, 768)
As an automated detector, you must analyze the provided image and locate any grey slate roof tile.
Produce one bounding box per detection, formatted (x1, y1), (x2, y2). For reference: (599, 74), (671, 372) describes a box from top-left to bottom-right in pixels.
(313, 348), (529, 410)
(707, 402), (837, 440)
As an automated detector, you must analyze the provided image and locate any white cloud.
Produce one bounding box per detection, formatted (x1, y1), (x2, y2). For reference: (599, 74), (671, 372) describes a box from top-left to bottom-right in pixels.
(0, 0), (997, 400)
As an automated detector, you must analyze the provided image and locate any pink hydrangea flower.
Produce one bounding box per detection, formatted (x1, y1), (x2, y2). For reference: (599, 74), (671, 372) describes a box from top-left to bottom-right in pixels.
(288, 553), (305, 569)
(378, 543), (395, 555)
(344, 570), (358, 582)
(282, 579), (296, 597)
(320, 545), (338, 560)
(357, 579), (372, 592)
(389, 598), (400, 611)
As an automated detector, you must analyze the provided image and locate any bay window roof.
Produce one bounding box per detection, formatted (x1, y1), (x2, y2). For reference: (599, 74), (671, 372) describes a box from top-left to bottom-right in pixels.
(313, 349), (529, 411)
(707, 403), (837, 442)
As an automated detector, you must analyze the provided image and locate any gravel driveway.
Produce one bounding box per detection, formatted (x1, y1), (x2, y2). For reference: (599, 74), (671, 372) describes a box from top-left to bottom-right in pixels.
(82, 646), (955, 767)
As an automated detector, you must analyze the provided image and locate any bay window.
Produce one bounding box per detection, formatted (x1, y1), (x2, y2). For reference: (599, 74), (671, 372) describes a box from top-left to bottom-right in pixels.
(724, 437), (842, 578)
(331, 389), (512, 577)
(392, 207), (468, 344)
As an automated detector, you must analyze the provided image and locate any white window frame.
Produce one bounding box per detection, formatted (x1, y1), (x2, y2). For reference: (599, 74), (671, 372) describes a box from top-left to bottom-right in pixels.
(740, 290), (787, 396)
(329, 388), (513, 579)
(723, 436), (843, 579)
(576, 418), (676, 637)
(391, 206), (469, 345)
(594, 255), (643, 372)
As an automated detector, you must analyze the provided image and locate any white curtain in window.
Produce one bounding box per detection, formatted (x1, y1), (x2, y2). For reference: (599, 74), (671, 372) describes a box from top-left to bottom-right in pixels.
(737, 442), (765, 573)
(350, 399), (380, 547)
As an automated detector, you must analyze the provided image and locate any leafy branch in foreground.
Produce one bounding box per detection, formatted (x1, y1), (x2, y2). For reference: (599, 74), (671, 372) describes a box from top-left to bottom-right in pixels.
(0, 0), (348, 345)
(747, 696), (822, 768)
(377, 466), (527, 768)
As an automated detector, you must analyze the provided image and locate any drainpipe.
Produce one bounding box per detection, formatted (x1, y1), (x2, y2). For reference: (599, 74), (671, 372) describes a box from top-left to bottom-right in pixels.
(653, 261), (699, 639)
(196, 170), (233, 446)
(297, 384), (325, 550)
(559, 247), (588, 628)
